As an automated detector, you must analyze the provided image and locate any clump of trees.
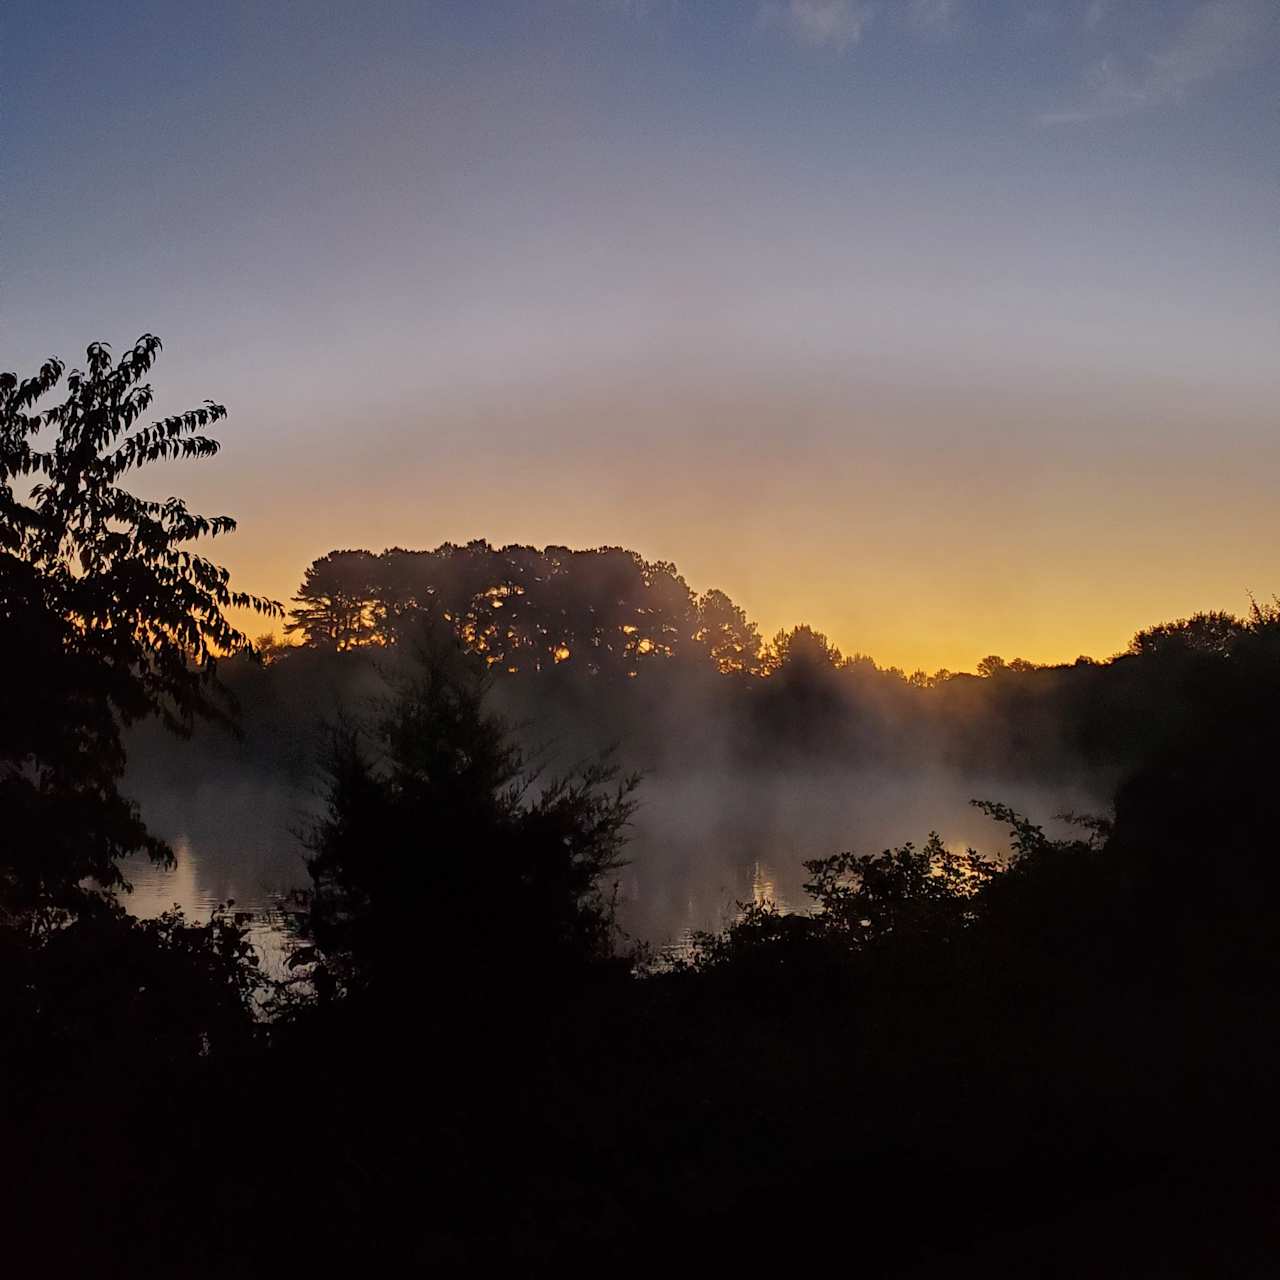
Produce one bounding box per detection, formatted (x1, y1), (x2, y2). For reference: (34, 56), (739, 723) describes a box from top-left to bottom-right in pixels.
(286, 543), (766, 675)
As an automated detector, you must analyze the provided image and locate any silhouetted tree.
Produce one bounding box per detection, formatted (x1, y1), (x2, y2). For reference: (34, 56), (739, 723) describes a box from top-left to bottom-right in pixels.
(761, 623), (842, 674)
(1129, 609), (1247, 658)
(0, 337), (279, 925)
(287, 548), (380, 650)
(632, 556), (696, 665)
(0, 340), (280, 1273)
(693, 587), (762, 673)
(287, 625), (638, 1006)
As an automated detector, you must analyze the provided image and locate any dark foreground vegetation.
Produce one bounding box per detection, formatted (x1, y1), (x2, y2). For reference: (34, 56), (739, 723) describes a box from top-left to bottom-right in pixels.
(4, 340), (1280, 1275)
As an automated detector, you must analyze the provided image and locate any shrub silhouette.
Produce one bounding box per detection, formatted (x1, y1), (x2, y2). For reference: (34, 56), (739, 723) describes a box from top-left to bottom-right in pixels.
(286, 623), (638, 1009)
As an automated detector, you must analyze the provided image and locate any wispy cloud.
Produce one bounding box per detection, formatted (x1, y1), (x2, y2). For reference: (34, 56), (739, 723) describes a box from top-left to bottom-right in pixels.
(1042, 0), (1278, 123)
(757, 1), (877, 52)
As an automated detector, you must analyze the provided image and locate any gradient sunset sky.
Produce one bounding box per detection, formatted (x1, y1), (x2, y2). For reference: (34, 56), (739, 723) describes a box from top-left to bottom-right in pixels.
(7, 0), (1278, 671)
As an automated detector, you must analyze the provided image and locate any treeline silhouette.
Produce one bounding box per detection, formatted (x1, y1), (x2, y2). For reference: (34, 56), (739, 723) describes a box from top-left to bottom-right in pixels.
(131, 545), (1268, 814)
(288, 543), (765, 674)
(5, 339), (1280, 1274)
(253, 541), (1271, 786)
(284, 539), (1059, 684)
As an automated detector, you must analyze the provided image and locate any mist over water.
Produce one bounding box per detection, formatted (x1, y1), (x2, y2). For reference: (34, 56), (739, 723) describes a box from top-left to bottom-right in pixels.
(618, 767), (1107, 945)
(122, 758), (1109, 958)
(116, 616), (1125, 968)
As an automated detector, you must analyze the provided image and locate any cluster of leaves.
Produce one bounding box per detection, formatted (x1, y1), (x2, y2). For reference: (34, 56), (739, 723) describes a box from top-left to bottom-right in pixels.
(0, 338), (280, 923)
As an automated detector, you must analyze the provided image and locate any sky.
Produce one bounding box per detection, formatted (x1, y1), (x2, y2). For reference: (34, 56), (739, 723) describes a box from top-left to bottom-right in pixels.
(5, 0), (1278, 672)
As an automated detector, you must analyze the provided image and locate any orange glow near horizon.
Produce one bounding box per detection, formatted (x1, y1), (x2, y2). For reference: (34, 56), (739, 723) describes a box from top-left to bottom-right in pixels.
(208, 359), (1278, 678)
(222, 538), (1262, 679)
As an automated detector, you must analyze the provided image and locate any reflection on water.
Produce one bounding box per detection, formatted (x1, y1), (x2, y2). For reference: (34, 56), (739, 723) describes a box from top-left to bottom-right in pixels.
(122, 838), (296, 976)
(123, 766), (1107, 965)
(120, 780), (319, 976)
(752, 861), (781, 911)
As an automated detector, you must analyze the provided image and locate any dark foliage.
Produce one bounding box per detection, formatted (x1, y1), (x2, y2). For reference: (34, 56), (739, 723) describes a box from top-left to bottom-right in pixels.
(0, 337), (280, 925)
(285, 625), (637, 1008)
(0, 337), (283, 1272)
